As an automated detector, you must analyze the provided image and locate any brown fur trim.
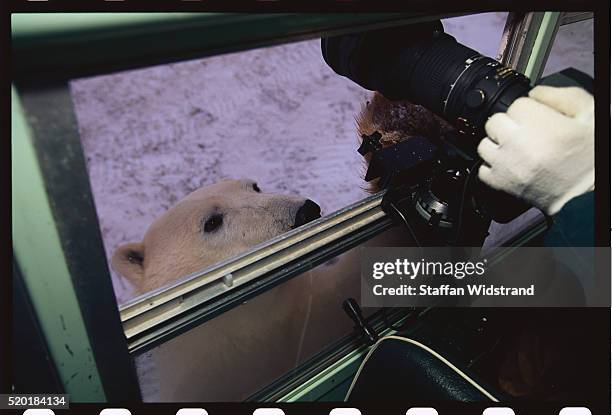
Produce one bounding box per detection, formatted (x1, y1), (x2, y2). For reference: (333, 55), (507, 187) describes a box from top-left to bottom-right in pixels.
(356, 92), (454, 193)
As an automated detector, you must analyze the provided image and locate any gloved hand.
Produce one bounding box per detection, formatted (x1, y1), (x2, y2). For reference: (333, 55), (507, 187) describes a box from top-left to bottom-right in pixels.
(477, 85), (594, 216)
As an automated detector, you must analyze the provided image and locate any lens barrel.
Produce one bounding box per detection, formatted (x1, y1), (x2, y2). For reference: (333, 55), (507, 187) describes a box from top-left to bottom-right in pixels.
(390, 33), (531, 142)
(322, 27), (532, 141)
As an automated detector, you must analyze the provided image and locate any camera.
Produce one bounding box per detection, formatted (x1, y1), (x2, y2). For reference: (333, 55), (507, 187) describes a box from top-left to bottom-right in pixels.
(322, 22), (594, 246)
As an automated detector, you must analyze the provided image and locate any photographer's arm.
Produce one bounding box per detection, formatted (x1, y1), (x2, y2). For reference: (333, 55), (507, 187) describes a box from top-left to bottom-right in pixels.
(477, 85), (595, 216)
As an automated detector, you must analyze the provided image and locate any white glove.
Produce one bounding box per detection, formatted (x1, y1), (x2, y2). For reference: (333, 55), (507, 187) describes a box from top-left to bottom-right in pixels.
(477, 85), (594, 216)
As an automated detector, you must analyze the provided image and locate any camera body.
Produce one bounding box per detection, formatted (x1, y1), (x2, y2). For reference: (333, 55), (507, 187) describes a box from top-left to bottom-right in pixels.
(359, 127), (501, 246)
(322, 24), (594, 246)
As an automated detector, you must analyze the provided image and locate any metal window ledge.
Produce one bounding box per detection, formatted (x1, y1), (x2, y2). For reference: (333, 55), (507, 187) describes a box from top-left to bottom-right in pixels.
(12, 13), (464, 82)
(121, 192), (393, 354)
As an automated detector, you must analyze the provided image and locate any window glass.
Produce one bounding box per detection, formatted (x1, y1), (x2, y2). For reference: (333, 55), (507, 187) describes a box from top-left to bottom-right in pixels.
(134, 226), (413, 402)
(442, 12), (508, 58)
(542, 18), (594, 77)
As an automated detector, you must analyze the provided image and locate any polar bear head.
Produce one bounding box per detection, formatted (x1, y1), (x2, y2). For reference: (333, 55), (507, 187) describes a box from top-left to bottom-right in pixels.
(111, 179), (320, 295)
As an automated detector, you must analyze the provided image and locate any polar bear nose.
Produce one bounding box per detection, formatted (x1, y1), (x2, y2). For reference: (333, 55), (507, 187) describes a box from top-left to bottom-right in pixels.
(293, 199), (321, 228)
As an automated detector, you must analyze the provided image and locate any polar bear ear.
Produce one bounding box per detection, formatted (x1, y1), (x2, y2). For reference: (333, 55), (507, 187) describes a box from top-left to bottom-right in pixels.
(111, 242), (145, 284)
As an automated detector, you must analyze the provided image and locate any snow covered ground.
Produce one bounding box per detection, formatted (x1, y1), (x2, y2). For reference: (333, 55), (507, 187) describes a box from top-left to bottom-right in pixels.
(70, 13), (593, 306)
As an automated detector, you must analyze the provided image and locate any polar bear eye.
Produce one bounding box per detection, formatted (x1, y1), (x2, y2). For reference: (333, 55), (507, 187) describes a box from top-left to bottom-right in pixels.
(203, 213), (224, 233)
(252, 183), (261, 193)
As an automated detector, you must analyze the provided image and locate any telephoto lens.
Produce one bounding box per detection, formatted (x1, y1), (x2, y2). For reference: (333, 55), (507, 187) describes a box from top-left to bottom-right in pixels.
(321, 22), (531, 144)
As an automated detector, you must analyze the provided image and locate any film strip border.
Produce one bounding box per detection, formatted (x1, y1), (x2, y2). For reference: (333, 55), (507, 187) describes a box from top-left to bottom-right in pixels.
(5, 0), (600, 12)
(1, 403), (605, 415)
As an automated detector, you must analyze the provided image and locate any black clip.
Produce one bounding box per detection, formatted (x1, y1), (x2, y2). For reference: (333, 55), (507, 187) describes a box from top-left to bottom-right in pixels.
(358, 131), (383, 156)
(343, 298), (379, 346)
